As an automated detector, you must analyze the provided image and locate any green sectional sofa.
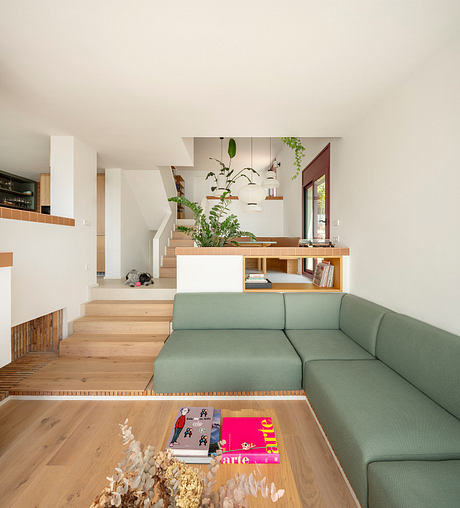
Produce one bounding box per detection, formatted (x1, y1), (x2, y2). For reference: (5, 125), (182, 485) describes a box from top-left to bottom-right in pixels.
(153, 292), (460, 508)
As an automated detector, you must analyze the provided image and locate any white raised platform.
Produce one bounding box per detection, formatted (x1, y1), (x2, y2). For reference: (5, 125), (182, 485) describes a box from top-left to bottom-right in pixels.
(91, 277), (177, 301)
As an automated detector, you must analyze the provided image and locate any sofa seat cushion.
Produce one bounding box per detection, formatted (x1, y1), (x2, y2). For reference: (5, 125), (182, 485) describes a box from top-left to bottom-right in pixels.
(305, 360), (460, 508)
(368, 460), (460, 508)
(285, 329), (373, 380)
(154, 329), (302, 393)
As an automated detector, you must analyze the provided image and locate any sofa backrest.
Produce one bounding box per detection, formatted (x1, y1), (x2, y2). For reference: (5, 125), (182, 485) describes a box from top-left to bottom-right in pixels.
(339, 294), (388, 355)
(376, 313), (460, 420)
(284, 293), (344, 329)
(172, 292), (285, 329)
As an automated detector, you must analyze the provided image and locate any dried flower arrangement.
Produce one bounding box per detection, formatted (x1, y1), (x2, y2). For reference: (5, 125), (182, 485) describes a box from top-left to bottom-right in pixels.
(91, 419), (285, 508)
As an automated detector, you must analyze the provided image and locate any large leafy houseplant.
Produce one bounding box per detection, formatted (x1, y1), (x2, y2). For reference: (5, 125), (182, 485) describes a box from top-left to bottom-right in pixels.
(168, 192), (256, 247)
(206, 138), (259, 195)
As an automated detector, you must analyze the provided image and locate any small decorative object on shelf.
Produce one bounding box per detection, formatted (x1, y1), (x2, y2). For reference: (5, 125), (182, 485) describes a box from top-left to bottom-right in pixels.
(0, 170), (37, 211)
(90, 418), (285, 507)
(299, 239), (335, 248)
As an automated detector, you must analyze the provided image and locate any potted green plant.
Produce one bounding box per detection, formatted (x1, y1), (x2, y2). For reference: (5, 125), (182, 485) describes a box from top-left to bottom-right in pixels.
(168, 191), (256, 247)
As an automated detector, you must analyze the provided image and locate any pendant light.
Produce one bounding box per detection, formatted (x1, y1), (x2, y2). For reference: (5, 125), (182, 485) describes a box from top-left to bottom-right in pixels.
(238, 138), (266, 212)
(262, 138), (280, 189)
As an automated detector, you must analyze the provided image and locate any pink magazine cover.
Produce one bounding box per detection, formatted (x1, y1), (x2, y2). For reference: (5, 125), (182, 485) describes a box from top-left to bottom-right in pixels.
(220, 417), (280, 464)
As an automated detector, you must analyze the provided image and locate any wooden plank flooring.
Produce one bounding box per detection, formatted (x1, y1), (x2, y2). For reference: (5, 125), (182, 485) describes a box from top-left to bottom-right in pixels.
(0, 353), (58, 395)
(10, 356), (153, 393)
(0, 399), (359, 508)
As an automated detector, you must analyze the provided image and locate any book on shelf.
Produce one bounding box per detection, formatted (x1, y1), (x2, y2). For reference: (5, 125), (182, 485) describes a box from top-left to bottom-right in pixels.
(166, 406), (214, 457)
(246, 273), (268, 283)
(175, 409), (222, 464)
(313, 261), (335, 288)
(220, 416), (280, 464)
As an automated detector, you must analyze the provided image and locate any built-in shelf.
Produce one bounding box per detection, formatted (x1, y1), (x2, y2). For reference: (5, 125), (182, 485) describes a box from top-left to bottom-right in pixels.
(244, 282), (342, 293)
(243, 255), (344, 293)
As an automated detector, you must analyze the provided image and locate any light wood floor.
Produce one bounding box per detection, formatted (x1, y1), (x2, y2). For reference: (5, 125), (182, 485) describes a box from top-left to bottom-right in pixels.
(0, 399), (358, 508)
(10, 356), (153, 393)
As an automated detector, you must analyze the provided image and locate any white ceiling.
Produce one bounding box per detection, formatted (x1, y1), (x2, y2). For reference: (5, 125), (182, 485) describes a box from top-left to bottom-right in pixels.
(0, 0), (459, 177)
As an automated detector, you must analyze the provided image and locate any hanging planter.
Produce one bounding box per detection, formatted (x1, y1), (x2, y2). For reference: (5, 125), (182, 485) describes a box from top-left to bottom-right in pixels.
(280, 137), (306, 179)
(206, 138), (259, 196)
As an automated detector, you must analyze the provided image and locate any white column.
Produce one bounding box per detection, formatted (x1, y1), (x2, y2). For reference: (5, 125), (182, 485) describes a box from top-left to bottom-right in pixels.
(50, 136), (75, 218)
(105, 168), (123, 279)
(0, 266), (11, 367)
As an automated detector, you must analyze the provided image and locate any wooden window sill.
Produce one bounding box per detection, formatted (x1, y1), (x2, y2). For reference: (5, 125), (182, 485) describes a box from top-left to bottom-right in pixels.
(0, 206), (75, 226)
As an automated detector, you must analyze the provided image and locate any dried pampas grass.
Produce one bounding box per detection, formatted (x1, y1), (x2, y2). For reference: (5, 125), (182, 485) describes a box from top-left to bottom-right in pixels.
(91, 419), (285, 508)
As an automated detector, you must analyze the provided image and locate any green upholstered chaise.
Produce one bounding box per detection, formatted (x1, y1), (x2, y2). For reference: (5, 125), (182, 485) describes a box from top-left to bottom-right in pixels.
(153, 292), (460, 508)
(153, 292), (302, 393)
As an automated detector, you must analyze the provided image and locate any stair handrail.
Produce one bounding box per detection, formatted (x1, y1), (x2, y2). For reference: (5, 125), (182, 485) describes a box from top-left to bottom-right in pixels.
(153, 211), (175, 278)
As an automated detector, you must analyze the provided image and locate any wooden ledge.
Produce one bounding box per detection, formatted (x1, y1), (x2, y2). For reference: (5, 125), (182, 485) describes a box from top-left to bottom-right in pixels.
(206, 195), (283, 200)
(175, 246), (350, 256)
(0, 207), (75, 226)
(0, 252), (13, 267)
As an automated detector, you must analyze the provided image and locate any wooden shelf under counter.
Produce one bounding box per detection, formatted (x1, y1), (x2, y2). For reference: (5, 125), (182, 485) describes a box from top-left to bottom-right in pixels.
(243, 255), (344, 293)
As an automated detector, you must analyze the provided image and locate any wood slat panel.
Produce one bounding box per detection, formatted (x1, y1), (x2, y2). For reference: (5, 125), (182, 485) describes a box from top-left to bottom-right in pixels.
(12, 309), (63, 361)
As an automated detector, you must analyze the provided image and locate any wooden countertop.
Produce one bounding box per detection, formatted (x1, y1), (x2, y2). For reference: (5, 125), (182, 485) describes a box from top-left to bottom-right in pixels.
(0, 252), (13, 267)
(206, 195), (283, 200)
(175, 246), (350, 256)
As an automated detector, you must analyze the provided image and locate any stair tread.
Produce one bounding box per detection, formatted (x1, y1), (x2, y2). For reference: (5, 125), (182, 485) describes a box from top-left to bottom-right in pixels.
(75, 315), (171, 322)
(64, 334), (168, 343)
(88, 300), (173, 305)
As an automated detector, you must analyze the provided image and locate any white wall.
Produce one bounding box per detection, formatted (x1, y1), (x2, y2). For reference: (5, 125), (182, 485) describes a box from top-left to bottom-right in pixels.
(177, 255), (243, 292)
(177, 138), (284, 233)
(121, 174), (155, 275)
(105, 168), (122, 278)
(0, 267), (11, 367)
(50, 136), (74, 218)
(332, 34), (460, 334)
(105, 168), (170, 278)
(277, 138), (333, 237)
(205, 198), (284, 237)
(0, 137), (97, 335)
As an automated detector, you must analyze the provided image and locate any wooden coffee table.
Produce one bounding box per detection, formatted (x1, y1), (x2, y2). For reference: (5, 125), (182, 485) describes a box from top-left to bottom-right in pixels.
(0, 398), (358, 507)
(165, 408), (301, 507)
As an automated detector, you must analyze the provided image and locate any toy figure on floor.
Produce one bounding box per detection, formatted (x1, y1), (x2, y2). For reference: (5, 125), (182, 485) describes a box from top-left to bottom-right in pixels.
(169, 407), (190, 446)
(124, 269), (154, 287)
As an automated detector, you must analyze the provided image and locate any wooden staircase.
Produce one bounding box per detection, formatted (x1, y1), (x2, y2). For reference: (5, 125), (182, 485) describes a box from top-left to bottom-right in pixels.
(59, 300), (173, 358)
(159, 229), (193, 278)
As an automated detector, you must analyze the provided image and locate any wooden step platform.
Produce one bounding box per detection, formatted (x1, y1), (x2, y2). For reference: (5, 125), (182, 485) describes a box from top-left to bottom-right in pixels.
(169, 239), (194, 247)
(161, 256), (177, 267)
(73, 315), (171, 335)
(85, 300), (173, 317)
(60, 334), (167, 357)
(159, 266), (176, 278)
(10, 356), (153, 393)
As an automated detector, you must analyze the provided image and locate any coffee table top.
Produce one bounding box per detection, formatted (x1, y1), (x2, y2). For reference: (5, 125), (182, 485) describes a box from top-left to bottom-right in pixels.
(165, 408), (300, 506)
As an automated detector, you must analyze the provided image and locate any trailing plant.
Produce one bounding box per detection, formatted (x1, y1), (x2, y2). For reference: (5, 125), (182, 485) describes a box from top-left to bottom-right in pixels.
(168, 192), (256, 247)
(280, 137), (306, 179)
(206, 138), (259, 194)
(91, 419), (285, 507)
